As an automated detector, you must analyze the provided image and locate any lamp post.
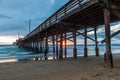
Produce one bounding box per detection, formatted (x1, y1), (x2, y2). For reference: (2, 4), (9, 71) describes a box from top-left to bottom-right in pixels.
(29, 19), (31, 33)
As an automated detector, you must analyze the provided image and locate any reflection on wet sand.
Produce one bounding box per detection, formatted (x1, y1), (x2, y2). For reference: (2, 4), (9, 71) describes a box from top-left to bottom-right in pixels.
(0, 59), (18, 63)
(0, 56), (54, 63)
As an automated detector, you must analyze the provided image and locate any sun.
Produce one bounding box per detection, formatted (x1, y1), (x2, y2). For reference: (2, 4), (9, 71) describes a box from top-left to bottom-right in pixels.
(62, 41), (66, 46)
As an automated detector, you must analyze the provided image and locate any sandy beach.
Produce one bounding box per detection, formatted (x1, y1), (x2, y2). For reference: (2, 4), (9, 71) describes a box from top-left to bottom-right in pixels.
(0, 54), (120, 80)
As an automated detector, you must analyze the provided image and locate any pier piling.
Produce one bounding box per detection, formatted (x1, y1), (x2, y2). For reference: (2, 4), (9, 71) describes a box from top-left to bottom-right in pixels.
(64, 32), (67, 58)
(52, 35), (55, 59)
(84, 27), (88, 58)
(59, 33), (63, 59)
(40, 39), (43, 53)
(73, 30), (77, 58)
(56, 34), (59, 59)
(45, 34), (48, 60)
(103, 2), (113, 68)
(94, 27), (99, 56)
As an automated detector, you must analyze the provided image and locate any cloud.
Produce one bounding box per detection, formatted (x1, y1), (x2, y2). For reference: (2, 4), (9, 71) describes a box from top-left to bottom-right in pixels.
(110, 21), (120, 32)
(51, 0), (54, 4)
(0, 19), (29, 36)
(0, 0), (69, 44)
(0, 0), (69, 35)
(0, 14), (12, 19)
(0, 35), (19, 45)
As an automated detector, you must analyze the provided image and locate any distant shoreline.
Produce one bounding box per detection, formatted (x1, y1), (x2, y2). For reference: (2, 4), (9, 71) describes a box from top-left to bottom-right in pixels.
(0, 44), (14, 46)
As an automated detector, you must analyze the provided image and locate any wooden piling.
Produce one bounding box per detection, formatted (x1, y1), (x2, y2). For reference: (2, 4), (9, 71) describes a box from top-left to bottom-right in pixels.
(40, 39), (43, 53)
(35, 41), (39, 60)
(35, 41), (39, 53)
(52, 35), (55, 59)
(43, 39), (45, 51)
(64, 32), (67, 58)
(94, 27), (99, 56)
(84, 27), (88, 58)
(56, 34), (59, 59)
(73, 30), (77, 58)
(33, 42), (35, 50)
(45, 35), (48, 60)
(103, 2), (113, 68)
(34, 42), (36, 51)
(31, 42), (33, 49)
(30, 42), (32, 50)
(59, 33), (63, 59)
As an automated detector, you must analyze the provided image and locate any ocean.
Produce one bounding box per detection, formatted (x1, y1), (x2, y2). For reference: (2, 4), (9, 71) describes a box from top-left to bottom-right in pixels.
(0, 44), (120, 63)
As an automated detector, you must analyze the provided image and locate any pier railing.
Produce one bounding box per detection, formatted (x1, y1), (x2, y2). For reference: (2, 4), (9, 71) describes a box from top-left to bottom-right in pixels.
(24, 0), (95, 39)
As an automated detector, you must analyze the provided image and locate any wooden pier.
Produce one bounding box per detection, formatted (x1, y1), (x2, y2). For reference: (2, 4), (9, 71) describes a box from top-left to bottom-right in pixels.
(16, 0), (120, 68)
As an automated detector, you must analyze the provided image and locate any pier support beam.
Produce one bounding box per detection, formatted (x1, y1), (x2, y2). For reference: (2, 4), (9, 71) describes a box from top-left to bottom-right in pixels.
(32, 41), (34, 50)
(64, 32), (67, 58)
(43, 39), (45, 51)
(35, 41), (39, 53)
(94, 27), (99, 56)
(52, 35), (55, 59)
(40, 39), (43, 53)
(33, 42), (35, 50)
(30, 42), (33, 50)
(35, 41), (39, 60)
(84, 27), (88, 58)
(56, 34), (58, 59)
(45, 35), (48, 60)
(59, 33), (63, 59)
(73, 30), (77, 58)
(103, 3), (113, 68)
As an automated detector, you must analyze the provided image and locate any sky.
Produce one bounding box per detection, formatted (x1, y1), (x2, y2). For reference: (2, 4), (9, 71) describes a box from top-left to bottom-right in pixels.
(0, 0), (69, 44)
(0, 0), (120, 45)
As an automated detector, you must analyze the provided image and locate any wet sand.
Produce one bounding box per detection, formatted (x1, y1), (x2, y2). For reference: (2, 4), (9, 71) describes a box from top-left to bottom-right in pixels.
(0, 54), (120, 80)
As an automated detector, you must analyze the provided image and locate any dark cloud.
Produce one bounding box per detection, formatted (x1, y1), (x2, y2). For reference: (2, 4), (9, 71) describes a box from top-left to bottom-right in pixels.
(0, 14), (12, 19)
(0, 0), (69, 37)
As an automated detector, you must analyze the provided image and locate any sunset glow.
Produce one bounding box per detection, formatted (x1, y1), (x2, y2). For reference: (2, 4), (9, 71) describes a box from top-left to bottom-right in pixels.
(0, 36), (19, 45)
(62, 41), (66, 46)
(62, 41), (74, 46)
